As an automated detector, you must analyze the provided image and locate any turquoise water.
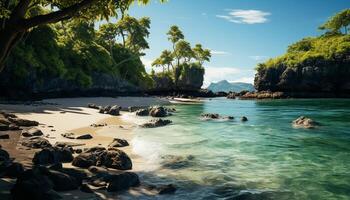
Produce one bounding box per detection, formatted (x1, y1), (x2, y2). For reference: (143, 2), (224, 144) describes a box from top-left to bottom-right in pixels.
(130, 98), (350, 200)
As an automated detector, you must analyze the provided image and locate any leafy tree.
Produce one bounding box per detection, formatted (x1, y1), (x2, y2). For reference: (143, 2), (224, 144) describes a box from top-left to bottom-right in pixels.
(0, 0), (165, 72)
(319, 9), (350, 34)
(193, 44), (211, 65)
(174, 40), (194, 63)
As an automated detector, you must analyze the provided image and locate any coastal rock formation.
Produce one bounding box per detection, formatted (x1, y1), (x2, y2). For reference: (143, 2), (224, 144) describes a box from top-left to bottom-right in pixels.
(72, 147), (132, 170)
(135, 108), (149, 116)
(292, 116), (319, 129)
(149, 106), (167, 117)
(21, 137), (52, 149)
(201, 113), (234, 121)
(8, 117), (39, 127)
(33, 147), (74, 165)
(140, 119), (172, 128)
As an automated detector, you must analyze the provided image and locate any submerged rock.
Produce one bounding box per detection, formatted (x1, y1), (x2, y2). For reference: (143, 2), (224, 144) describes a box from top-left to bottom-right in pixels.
(201, 113), (220, 119)
(292, 116), (319, 129)
(161, 155), (195, 169)
(106, 172), (140, 192)
(241, 116), (248, 122)
(141, 119), (172, 128)
(158, 184), (177, 195)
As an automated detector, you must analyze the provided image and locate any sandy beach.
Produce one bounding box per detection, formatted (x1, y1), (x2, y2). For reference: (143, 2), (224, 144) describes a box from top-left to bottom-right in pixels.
(0, 96), (171, 199)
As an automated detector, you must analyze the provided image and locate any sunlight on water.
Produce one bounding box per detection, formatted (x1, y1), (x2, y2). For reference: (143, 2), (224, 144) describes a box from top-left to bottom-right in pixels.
(129, 98), (350, 200)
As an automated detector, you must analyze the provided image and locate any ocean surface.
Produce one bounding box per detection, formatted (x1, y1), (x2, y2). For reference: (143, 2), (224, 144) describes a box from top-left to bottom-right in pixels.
(126, 98), (350, 200)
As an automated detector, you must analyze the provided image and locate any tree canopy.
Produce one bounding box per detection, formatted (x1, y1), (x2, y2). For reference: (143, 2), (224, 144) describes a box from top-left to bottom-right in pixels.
(319, 9), (350, 34)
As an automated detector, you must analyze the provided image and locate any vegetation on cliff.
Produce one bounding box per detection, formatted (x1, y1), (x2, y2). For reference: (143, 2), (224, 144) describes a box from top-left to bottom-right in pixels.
(151, 26), (211, 91)
(255, 9), (350, 94)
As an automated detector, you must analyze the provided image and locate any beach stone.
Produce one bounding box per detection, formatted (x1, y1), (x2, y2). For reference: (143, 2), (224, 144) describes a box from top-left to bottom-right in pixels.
(87, 103), (99, 109)
(108, 138), (129, 148)
(128, 106), (144, 112)
(75, 148), (83, 154)
(2, 162), (24, 178)
(21, 127), (43, 137)
(80, 183), (94, 193)
(54, 141), (83, 148)
(72, 153), (97, 168)
(225, 116), (234, 120)
(76, 134), (93, 140)
(141, 119), (172, 128)
(0, 148), (10, 170)
(106, 172), (140, 192)
(33, 147), (74, 165)
(241, 116), (248, 122)
(8, 117), (39, 127)
(84, 146), (106, 153)
(0, 117), (11, 125)
(61, 132), (76, 139)
(135, 108), (149, 116)
(11, 169), (61, 200)
(0, 112), (17, 118)
(9, 124), (20, 130)
(149, 106), (167, 117)
(293, 116), (319, 129)
(0, 123), (9, 131)
(108, 105), (121, 116)
(201, 113), (220, 119)
(45, 169), (79, 191)
(96, 149), (132, 170)
(158, 184), (177, 195)
(59, 168), (87, 184)
(21, 137), (52, 149)
(0, 133), (9, 139)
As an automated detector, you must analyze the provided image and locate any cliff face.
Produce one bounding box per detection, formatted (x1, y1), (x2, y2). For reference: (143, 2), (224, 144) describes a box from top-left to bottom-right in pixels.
(254, 34), (350, 95)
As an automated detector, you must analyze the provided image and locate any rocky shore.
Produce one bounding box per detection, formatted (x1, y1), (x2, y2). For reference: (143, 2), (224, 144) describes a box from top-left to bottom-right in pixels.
(0, 97), (177, 200)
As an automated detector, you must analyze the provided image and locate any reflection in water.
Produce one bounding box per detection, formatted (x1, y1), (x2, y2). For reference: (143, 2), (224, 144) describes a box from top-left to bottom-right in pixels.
(129, 98), (350, 200)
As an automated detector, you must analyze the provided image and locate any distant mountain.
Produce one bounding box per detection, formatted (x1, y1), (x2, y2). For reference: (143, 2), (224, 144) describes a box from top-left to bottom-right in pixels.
(207, 80), (255, 93)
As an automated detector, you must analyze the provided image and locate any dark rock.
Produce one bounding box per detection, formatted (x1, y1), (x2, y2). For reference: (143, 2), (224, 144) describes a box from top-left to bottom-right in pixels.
(72, 153), (97, 168)
(33, 147), (73, 165)
(158, 184), (177, 195)
(8, 117), (39, 127)
(292, 116), (319, 129)
(0, 133), (9, 139)
(141, 118), (172, 128)
(0, 123), (9, 131)
(149, 106), (167, 117)
(224, 116), (234, 120)
(135, 108), (149, 116)
(58, 168), (87, 184)
(48, 163), (63, 170)
(0, 117), (11, 125)
(76, 134), (93, 140)
(108, 138), (129, 148)
(107, 172), (140, 192)
(21, 137), (52, 149)
(61, 132), (76, 139)
(54, 141), (83, 148)
(22, 128), (43, 137)
(128, 106), (144, 112)
(11, 169), (61, 200)
(84, 146), (106, 153)
(75, 149), (82, 154)
(80, 184), (94, 193)
(201, 113), (220, 119)
(87, 103), (99, 109)
(227, 92), (237, 99)
(3, 162), (24, 178)
(241, 116), (248, 122)
(0, 112), (17, 119)
(96, 149), (132, 170)
(0, 148), (10, 171)
(108, 105), (121, 116)
(44, 169), (79, 191)
(90, 123), (106, 127)
(9, 124), (20, 130)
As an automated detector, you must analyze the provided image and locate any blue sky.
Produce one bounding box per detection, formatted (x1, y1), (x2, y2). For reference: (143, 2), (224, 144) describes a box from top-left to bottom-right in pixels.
(128, 0), (349, 87)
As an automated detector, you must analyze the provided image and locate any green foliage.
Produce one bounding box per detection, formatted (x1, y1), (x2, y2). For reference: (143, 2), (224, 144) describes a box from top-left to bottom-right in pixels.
(257, 10), (350, 71)
(319, 9), (350, 34)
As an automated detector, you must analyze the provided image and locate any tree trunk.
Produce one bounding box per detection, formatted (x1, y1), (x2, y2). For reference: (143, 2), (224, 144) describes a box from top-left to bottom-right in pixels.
(0, 29), (24, 72)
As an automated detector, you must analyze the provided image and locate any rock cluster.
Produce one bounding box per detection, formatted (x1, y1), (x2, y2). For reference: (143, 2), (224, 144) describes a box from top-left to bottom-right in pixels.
(88, 103), (121, 116)
(135, 106), (172, 118)
(140, 119), (172, 128)
(292, 116), (320, 129)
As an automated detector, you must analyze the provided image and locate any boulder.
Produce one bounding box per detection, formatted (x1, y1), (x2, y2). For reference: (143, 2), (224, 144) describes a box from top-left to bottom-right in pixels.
(45, 169), (79, 191)
(8, 118), (39, 127)
(0, 148), (10, 171)
(158, 184), (177, 195)
(72, 153), (97, 168)
(224, 116), (234, 120)
(76, 134), (93, 140)
(106, 172), (140, 192)
(2, 162), (24, 178)
(9, 124), (20, 130)
(0, 123), (9, 131)
(22, 128), (43, 137)
(84, 146), (106, 153)
(21, 137), (52, 149)
(33, 147), (74, 165)
(96, 149), (132, 170)
(11, 169), (61, 200)
(149, 106), (167, 117)
(108, 105), (121, 116)
(108, 138), (129, 148)
(135, 109), (149, 116)
(141, 119), (172, 128)
(292, 116), (319, 129)
(0, 117), (11, 125)
(80, 184), (93, 193)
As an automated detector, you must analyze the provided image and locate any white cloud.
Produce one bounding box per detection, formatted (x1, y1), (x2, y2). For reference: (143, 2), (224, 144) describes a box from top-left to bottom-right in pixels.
(203, 66), (255, 87)
(211, 50), (231, 56)
(250, 55), (268, 61)
(216, 9), (271, 24)
(232, 76), (255, 84)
